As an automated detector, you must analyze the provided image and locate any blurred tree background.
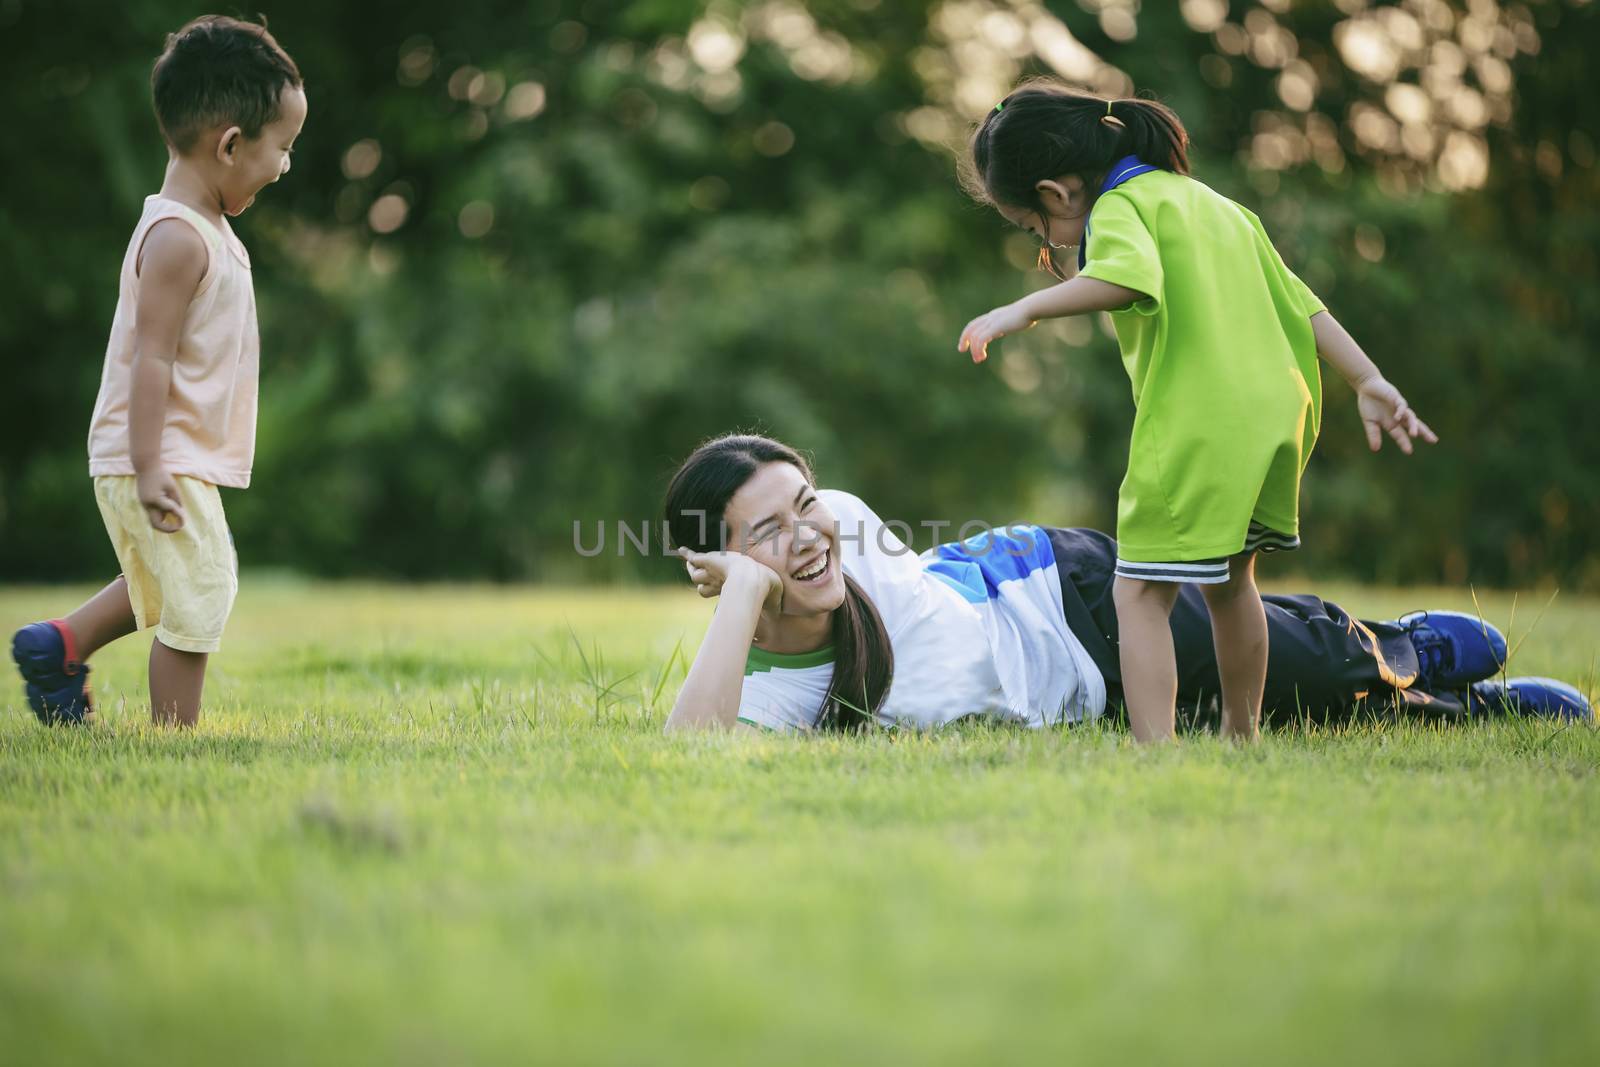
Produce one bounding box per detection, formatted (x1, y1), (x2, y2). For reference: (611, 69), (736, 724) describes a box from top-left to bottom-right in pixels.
(1, 0), (1595, 588)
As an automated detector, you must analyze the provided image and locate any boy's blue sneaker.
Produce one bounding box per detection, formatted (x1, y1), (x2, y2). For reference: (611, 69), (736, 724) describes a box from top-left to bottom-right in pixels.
(10, 620), (93, 725)
(1469, 677), (1593, 722)
(1392, 610), (1508, 690)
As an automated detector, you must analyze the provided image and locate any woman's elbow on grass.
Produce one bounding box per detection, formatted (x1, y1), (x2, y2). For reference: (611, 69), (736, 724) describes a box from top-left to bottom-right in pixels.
(663, 685), (742, 733)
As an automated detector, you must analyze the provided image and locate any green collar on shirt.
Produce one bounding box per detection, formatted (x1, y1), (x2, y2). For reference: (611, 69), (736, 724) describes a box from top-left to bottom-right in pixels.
(745, 644), (836, 675)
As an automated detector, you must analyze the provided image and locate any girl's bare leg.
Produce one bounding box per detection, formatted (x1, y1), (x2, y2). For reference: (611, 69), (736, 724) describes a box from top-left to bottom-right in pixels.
(1113, 576), (1181, 743)
(1201, 553), (1268, 741)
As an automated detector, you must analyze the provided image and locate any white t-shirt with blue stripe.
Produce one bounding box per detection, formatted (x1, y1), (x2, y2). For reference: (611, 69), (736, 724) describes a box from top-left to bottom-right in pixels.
(737, 490), (1107, 732)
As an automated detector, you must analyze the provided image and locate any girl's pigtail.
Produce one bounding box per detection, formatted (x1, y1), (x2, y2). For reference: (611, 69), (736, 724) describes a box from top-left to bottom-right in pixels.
(1113, 97), (1191, 175)
(964, 81), (1193, 212)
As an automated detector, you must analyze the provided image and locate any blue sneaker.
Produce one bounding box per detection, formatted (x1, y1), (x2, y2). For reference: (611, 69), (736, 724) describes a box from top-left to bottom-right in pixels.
(1394, 610), (1508, 690)
(10, 621), (94, 725)
(1469, 677), (1593, 722)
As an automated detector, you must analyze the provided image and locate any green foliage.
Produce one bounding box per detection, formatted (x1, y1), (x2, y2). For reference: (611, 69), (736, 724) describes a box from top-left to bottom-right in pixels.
(1, 1), (1595, 587)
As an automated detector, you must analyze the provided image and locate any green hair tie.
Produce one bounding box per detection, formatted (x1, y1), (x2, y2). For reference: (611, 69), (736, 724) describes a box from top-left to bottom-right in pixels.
(994, 101), (1004, 112)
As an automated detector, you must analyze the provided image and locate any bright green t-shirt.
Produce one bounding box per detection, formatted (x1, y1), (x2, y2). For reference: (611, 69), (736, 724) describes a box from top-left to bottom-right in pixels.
(1077, 169), (1325, 563)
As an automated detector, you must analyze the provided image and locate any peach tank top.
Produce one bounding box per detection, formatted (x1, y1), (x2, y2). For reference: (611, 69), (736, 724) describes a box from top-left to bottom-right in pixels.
(87, 195), (259, 488)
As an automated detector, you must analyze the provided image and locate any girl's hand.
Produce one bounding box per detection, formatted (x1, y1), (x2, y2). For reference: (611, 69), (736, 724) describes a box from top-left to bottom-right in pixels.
(958, 302), (1036, 364)
(1355, 376), (1438, 454)
(679, 547), (784, 614)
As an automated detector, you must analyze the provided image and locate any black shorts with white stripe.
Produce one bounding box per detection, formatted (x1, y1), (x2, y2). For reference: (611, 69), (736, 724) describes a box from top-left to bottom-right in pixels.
(1115, 522), (1301, 585)
(1242, 520), (1301, 554)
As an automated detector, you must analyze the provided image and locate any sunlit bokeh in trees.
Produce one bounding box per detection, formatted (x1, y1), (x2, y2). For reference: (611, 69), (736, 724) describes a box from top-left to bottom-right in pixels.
(2, 1), (1595, 588)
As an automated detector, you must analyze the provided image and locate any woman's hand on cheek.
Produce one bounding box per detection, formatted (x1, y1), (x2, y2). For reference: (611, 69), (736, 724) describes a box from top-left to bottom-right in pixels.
(681, 547), (724, 598)
(679, 548), (785, 614)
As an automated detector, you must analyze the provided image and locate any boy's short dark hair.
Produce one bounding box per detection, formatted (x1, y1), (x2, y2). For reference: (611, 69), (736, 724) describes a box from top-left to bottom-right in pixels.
(152, 15), (302, 153)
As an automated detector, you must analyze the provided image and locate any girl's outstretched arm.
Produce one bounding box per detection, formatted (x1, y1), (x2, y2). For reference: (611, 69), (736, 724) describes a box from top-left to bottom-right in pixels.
(1310, 311), (1439, 454)
(665, 549), (783, 733)
(959, 276), (1147, 363)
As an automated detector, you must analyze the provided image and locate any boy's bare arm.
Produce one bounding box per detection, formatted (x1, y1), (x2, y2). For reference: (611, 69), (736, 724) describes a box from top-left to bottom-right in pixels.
(1310, 310), (1438, 454)
(129, 220), (207, 531)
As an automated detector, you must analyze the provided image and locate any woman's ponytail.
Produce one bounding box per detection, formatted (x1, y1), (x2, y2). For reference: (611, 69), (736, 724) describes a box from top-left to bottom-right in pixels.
(821, 572), (894, 731)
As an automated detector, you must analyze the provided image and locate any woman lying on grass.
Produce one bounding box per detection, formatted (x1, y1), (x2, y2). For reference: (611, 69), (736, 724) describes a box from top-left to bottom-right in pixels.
(663, 434), (1591, 734)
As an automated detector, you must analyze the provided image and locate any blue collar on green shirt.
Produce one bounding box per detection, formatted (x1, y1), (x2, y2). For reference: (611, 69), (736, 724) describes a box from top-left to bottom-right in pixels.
(1078, 155), (1160, 272)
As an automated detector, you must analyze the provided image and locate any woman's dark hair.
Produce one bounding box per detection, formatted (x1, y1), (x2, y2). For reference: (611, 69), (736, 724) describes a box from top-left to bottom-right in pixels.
(152, 15), (302, 152)
(962, 79), (1190, 217)
(664, 434), (894, 732)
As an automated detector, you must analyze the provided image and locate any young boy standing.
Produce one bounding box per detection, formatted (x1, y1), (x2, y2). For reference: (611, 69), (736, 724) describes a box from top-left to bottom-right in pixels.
(10, 16), (306, 726)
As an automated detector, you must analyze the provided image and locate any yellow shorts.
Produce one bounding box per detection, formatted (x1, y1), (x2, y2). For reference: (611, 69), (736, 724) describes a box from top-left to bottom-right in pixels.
(93, 475), (238, 654)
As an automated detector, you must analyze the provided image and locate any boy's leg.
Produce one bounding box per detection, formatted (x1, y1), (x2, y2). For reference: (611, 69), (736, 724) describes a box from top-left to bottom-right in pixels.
(63, 577), (138, 658)
(1112, 576), (1181, 743)
(149, 639), (207, 727)
(12, 577), (137, 725)
(141, 477), (235, 728)
(1199, 553), (1268, 741)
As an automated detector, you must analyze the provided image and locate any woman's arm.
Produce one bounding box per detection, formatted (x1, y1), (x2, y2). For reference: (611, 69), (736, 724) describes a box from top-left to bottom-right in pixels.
(664, 551), (783, 732)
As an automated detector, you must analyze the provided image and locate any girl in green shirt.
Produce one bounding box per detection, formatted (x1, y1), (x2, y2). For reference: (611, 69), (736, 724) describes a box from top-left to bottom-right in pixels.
(957, 81), (1437, 744)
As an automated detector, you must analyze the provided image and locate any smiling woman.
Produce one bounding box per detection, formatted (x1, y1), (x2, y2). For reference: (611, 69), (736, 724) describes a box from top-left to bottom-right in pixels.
(663, 435), (892, 731)
(659, 433), (1590, 735)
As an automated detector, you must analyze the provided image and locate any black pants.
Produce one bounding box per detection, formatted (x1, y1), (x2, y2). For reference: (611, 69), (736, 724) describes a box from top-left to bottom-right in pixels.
(1046, 527), (1467, 724)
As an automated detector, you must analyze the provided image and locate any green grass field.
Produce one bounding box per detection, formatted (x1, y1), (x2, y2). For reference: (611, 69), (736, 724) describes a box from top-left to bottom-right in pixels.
(1, 578), (1596, 1066)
